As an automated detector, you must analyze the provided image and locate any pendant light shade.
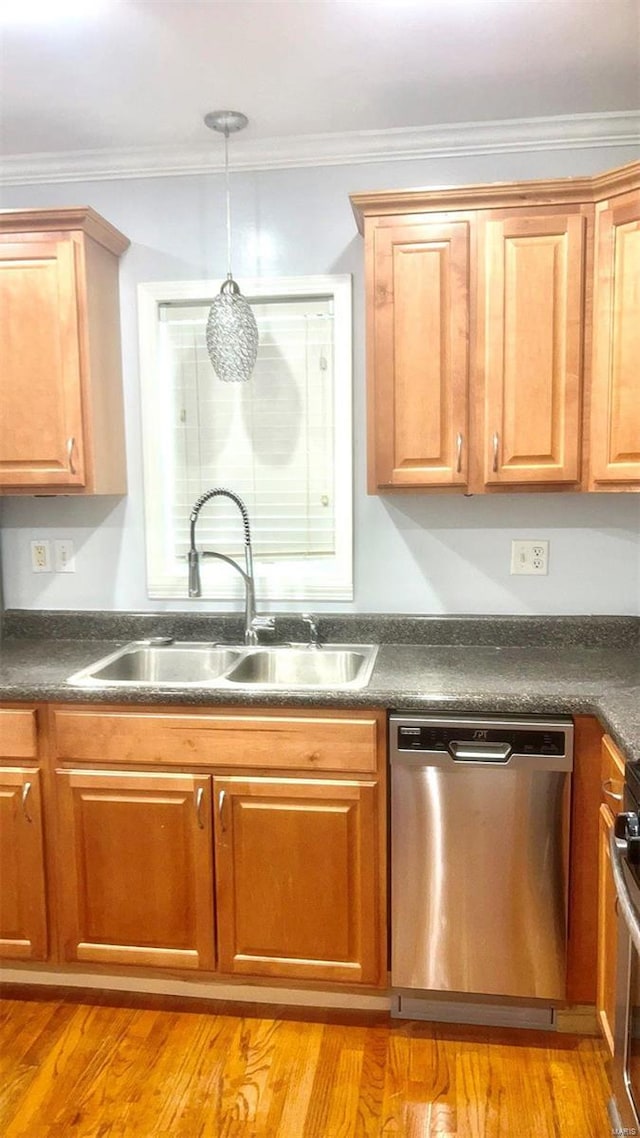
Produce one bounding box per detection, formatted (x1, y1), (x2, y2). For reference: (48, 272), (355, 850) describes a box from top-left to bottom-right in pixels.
(205, 278), (259, 383)
(204, 110), (259, 383)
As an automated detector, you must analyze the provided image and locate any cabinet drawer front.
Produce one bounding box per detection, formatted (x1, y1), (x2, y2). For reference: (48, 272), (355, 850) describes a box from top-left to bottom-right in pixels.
(0, 708), (38, 760)
(52, 709), (381, 773)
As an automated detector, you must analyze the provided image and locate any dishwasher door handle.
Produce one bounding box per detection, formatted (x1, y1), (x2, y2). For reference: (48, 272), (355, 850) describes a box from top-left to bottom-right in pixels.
(449, 741), (512, 763)
(390, 750), (573, 772)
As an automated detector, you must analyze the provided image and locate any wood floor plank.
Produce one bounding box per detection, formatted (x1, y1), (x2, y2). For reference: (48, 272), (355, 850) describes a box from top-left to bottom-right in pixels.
(354, 1024), (388, 1137)
(267, 1019), (324, 1138)
(302, 1022), (347, 1138)
(0, 999), (73, 1125)
(405, 1022), (456, 1133)
(0, 994), (613, 1138)
(324, 1025), (366, 1138)
(379, 1025), (410, 1136)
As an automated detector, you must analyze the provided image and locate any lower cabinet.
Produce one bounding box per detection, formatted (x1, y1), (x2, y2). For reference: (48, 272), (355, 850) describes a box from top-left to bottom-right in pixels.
(55, 768), (383, 987)
(0, 767), (48, 960)
(49, 705), (386, 988)
(55, 769), (215, 970)
(213, 776), (381, 985)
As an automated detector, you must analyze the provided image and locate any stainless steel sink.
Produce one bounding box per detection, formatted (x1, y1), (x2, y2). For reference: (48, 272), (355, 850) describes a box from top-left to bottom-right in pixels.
(224, 646), (376, 688)
(67, 642), (242, 687)
(67, 641), (378, 690)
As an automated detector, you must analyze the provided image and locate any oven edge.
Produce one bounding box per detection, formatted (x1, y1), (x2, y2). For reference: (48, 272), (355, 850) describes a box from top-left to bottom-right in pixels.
(610, 793), (640, 1135)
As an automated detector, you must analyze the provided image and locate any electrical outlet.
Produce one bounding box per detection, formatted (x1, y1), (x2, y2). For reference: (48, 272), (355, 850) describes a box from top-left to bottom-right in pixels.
(510, 539), (549, 576)
(54, 539), (76, 573)
(30, 540), (51, 573)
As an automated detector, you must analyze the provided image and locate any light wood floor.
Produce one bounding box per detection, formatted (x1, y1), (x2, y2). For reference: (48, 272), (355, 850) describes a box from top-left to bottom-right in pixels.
(0, 989), (611, 1137)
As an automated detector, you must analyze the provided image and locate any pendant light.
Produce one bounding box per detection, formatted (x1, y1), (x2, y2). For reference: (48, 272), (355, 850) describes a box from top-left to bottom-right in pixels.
(204, 110), (259, 382)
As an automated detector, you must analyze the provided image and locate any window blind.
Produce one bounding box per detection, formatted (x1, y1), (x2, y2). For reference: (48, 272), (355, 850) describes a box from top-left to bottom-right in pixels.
(158, 296), (336, 563)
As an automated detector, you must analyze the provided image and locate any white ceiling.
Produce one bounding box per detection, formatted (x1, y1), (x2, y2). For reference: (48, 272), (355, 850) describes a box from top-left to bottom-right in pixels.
(1, 0), (639, 165)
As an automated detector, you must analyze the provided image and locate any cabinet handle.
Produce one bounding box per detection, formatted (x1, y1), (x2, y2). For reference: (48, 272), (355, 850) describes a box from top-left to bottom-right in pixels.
(603, 778), (623, 803)
(456, 432), (463, 474)
(195, 786), (205, 829)
(67, 436), (77, 475)
(21, 782), (33, 824)
(492, 432), (500, 473)
(218, 788), (227, 832)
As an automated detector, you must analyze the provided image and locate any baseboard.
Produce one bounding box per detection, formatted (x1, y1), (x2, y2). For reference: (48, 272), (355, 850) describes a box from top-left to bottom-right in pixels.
(553, 1004), (599, 1035)
(1, 967), (599, 1035)
(0, 966), (390, 1012)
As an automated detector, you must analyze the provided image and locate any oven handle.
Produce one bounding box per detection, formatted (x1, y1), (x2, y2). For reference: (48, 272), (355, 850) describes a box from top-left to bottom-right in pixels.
(609, 828), (640, 956)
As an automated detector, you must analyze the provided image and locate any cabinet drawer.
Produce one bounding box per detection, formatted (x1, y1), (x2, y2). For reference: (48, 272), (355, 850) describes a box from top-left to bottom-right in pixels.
(601, 735), (625, 810)
(0, 708), (38, 760)
(51, 708), (382, 773)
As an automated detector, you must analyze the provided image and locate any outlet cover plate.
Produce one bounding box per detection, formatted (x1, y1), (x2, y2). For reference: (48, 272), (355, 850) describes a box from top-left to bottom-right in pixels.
(30, 540), (51, 573)
(511, 539), (549, 575)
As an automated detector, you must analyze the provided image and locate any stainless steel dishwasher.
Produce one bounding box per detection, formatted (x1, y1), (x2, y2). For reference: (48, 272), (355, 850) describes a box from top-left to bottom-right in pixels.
(390, 714), (573, 1003)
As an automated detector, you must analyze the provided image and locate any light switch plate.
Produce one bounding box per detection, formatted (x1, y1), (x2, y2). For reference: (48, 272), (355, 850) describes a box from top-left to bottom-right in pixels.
(54, 539), (76, 572)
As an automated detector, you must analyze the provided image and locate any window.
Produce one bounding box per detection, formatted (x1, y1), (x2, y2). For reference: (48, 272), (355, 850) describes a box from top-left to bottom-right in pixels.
(138, 275), (353, 602)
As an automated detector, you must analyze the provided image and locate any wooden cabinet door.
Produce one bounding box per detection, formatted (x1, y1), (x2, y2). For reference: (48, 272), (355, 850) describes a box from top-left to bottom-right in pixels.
(480, 212), (585, 486)
(597, 802), (618, 1055)
(368, 217), (471, 489)
(590, 190), (640, 487)
(56, 770), (215, 970)
(0, 768), (48, 960)
(214, 776), (382, 985)
(0, 238), (86, 488)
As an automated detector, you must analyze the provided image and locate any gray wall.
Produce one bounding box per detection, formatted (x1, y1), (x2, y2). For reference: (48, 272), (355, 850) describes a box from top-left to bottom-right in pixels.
(1, 143), (639, 615)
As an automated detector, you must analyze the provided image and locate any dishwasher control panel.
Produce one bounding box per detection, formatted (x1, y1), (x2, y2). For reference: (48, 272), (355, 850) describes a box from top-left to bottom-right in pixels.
(391, 714), (573, 763)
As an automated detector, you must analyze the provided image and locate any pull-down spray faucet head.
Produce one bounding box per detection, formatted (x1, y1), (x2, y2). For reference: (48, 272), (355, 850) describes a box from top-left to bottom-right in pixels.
(188, 487), (252, 599)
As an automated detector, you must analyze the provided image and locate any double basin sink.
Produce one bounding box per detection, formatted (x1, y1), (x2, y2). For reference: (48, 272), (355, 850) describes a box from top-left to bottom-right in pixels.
(68, 640), (379, 691)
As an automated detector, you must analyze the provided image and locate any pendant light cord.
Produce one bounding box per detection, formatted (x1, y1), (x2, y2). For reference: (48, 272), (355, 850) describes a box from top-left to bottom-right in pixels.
(224, 128), (232, 279)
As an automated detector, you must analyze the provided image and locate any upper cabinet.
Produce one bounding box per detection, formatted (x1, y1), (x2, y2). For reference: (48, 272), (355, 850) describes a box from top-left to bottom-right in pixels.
(351, 161), (640, 495)
(366, 214), (471, 490)
(479, 209), (586, 488)
(590, 185), (640, 489)
(0, 208), (129, 495)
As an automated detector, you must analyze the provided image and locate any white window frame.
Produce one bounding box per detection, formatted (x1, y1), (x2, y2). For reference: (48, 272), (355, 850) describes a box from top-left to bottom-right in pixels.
(138, 275), (353, 603)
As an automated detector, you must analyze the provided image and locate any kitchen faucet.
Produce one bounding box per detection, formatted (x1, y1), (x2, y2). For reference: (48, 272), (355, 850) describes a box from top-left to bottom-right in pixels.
(302, 613), (320, 648)
(187, 487), (273, 646)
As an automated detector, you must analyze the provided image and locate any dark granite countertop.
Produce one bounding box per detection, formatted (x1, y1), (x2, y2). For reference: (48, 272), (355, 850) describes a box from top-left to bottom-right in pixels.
(1, 611), (638, 764)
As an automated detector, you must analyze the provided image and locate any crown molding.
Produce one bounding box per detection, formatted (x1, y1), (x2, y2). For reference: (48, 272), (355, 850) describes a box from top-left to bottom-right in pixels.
(1, 111), (638, 186)
(350, 159), (640, 229)
(0, 206), (130, 253)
